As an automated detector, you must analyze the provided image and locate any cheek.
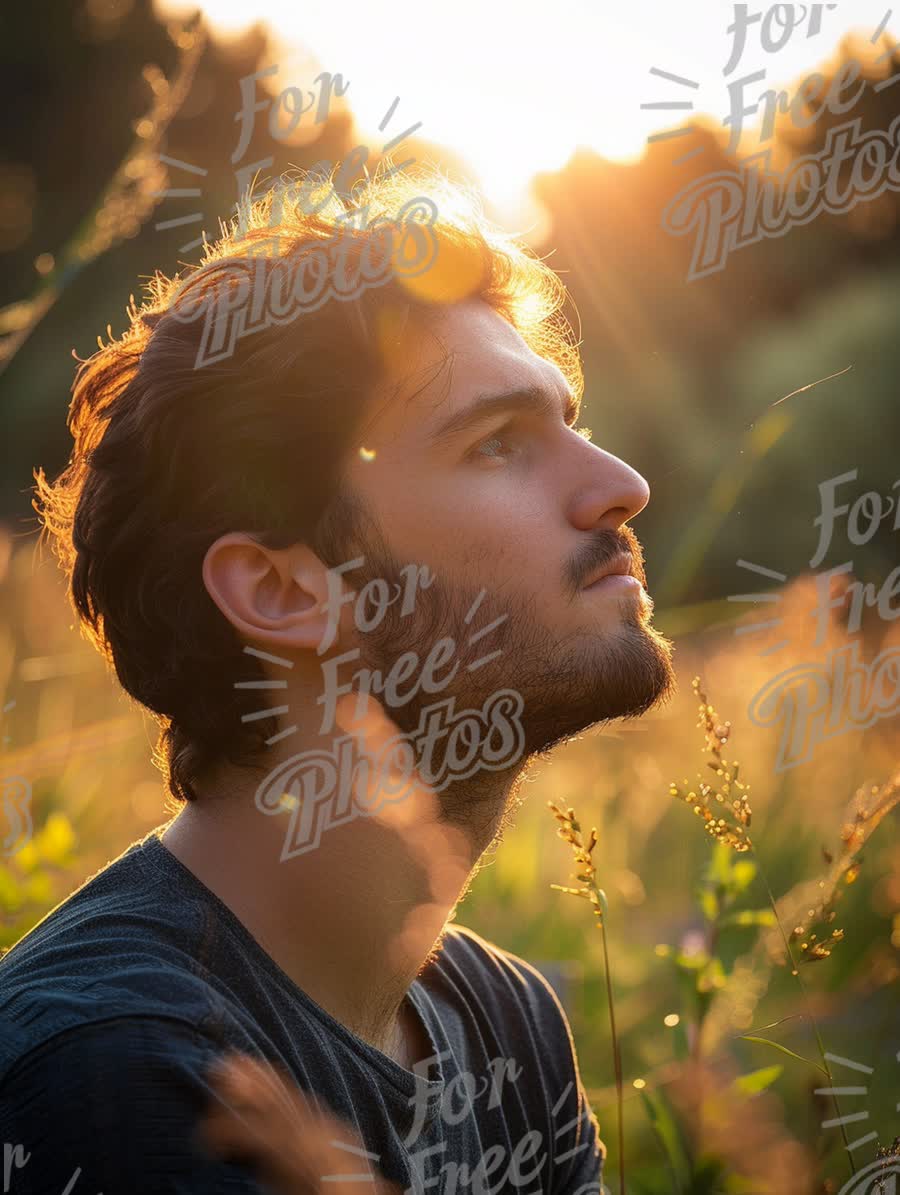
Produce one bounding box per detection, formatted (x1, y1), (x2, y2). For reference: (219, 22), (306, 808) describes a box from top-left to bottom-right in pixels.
(366, 462), (559, 580)
(461, 499), (556, 565)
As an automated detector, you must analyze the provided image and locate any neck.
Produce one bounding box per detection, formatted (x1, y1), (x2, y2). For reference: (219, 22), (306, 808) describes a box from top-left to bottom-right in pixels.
(160, 749), (523, 1059)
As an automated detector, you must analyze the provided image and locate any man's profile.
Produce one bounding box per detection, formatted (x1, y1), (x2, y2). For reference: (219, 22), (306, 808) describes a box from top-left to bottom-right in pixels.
(0, 166), (675, 1193)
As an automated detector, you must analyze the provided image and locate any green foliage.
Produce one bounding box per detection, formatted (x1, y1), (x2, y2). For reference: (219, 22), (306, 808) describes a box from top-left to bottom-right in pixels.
(0, 811), (77, 950)
(731, 1065), (783, 1097)
(738, 1037), (827, 1078)
(639, 1087), (691, 1193)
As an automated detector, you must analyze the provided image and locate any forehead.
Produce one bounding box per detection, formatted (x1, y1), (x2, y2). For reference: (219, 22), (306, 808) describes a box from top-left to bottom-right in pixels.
(366, 298), (569, 441)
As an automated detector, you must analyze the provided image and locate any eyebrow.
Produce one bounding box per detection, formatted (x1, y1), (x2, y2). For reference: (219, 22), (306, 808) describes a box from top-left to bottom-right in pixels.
(427, 384), (580, 449)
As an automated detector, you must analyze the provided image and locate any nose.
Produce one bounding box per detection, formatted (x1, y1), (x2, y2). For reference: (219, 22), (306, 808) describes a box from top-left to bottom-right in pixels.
(566, 444), (650, 533)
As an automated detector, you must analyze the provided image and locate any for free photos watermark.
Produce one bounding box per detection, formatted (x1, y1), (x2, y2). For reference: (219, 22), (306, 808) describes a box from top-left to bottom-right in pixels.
(2, 1144), (97, 1195)
(167, 196), (438, 370)
(729, 467), (900, 770)
(646, 3), (900, 280)
(815, 1049), (900, 1193)
(241, 558), (527, 862)
(837, 1156), (900, 1194)
(155, 64), (439, 368)
(1, 701), (31, 858)
(317, 1046), (606, 1195)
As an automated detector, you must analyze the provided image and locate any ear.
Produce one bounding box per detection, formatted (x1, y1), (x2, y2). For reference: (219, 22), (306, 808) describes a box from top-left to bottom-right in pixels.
(202, 534), (349, 654)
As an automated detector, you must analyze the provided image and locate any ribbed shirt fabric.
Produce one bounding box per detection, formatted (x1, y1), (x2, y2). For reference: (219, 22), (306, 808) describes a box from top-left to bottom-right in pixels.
(0, 829), (604, 1194)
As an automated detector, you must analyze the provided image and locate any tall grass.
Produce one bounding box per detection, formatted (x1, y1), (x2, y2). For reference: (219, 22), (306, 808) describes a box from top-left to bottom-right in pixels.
(2, 534), (898, 1192)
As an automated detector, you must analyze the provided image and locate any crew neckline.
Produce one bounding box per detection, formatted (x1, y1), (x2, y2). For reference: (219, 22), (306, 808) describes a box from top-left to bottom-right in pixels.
(134, 828), (447, 1112)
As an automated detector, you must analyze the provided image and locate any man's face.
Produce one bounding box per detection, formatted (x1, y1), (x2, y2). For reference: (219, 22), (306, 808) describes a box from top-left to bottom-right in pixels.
(333, 298), (675, 784)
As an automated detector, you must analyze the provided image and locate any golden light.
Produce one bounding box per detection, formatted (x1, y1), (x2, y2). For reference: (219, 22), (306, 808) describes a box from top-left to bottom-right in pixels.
(154, 0), (900, 231)
(152, 0), (688, 231)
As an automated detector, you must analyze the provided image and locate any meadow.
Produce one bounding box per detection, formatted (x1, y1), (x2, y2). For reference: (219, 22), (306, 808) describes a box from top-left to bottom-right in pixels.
(2, 525), (897, 1194)
(3, 13), (900, 1189)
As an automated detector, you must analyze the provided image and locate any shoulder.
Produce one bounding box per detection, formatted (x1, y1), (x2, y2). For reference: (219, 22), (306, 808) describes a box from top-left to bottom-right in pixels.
(0, 940), (218, 1088)
(0, 1015), (262, 1193)
(436, 922), (574, 1036)
(432, 924), (582, 1101)
(437, 925), (606, 1194)
(0, 837), (218, 1082)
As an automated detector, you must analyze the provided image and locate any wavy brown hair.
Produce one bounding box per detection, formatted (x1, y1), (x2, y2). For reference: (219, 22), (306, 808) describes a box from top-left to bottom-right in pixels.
(33, 165), (583, 804)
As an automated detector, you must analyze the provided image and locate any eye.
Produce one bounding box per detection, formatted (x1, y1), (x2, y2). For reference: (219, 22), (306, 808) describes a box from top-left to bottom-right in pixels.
(470, 431), (520, 461)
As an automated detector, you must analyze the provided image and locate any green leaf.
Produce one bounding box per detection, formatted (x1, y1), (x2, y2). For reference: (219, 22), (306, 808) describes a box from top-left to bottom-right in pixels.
(13, 838), (39, 874)
(35, 812), (76, 867)
(719, 908), (777, 929)
(23, 871), (52, 905)
(0, 866), (22, 913)
(698, 887), (719, 923)
(739, 1036), (829, 1077)
(730, 860), (757, 894)
(732, 1064), (783, 1096)
(675, 950), (710, 972)
(708, 841), (734, 887)
(639, 1088), (691, 1191)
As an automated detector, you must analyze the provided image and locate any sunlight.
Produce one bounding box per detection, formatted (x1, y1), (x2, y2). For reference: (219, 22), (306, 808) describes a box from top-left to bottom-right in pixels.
(153, 0), (689, 225)
(154, 0), (900, 223)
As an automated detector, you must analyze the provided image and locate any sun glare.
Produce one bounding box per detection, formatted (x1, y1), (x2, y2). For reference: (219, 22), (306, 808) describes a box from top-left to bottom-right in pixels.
(154, 0), (900, 227)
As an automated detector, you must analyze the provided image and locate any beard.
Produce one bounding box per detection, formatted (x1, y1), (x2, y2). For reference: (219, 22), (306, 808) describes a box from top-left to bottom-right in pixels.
(314, 492), (676, 838)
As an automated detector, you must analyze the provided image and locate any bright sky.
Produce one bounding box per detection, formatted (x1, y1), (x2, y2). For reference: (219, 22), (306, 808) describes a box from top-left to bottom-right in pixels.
(154, 0), (900, 230)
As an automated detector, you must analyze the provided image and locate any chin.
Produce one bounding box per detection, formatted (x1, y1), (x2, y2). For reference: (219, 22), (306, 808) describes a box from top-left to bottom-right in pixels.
(518, 619), (677, 756)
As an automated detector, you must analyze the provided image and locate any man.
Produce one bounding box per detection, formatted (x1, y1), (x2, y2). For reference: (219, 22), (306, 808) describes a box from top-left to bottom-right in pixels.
(0, 166), (675, 1193)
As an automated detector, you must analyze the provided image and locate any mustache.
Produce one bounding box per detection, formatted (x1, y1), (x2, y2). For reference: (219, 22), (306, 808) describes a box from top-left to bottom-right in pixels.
(350, 523), (648, 611)
(566, 527), (646, 597)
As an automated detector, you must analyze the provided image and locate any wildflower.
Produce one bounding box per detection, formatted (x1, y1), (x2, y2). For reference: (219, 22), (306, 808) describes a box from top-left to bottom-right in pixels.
(547, 802), (604, 923)
(668, 678), (752, 852)
(874, 1136), (900, 1193)
(547, 800), (625, 1194)
(782, 770), (900, 966)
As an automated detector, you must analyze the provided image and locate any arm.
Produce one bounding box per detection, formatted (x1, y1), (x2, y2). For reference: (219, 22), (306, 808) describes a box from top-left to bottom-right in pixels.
(0, 1020), (399, 1195)
(440, 926), (607, 1194)
(541, 992), (606, 1195)
(198, 1052), (399, 1195)
(496, 949), (607, 1195)
(552, 1074), (607, 1195)
(0, 1017), (266, 1194)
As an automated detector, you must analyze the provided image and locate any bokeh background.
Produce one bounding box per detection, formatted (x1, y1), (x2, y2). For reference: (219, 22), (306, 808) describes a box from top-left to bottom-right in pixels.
(2, 2), (899, 1191)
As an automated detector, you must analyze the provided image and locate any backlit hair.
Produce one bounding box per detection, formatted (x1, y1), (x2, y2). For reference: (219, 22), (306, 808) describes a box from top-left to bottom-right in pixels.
(34, 164), (583, 803)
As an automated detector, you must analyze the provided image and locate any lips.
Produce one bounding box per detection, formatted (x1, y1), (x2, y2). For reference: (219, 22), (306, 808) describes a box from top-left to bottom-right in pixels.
(582, 552), (634, 589)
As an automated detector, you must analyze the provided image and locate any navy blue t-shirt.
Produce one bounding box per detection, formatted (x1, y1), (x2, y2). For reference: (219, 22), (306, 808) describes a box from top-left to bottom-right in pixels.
(0, 829), (605, 1194)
